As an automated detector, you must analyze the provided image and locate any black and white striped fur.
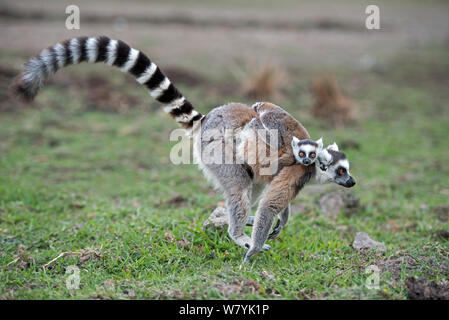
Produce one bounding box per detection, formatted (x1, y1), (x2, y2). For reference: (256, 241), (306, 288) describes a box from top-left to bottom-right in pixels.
(11, 36), (203, 129)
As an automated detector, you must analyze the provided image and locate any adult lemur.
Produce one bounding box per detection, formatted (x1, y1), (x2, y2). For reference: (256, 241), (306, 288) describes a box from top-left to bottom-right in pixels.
(11, 36), (356, 263)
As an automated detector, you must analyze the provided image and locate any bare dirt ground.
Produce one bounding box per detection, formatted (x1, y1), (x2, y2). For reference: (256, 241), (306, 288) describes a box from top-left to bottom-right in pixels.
(1, 0), (448, 77)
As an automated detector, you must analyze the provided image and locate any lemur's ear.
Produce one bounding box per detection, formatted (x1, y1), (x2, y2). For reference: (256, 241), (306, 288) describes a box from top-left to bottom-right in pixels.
(327, 142), (339, 151)
(316, 137), (323, 150)
(291, 136), (300, 148)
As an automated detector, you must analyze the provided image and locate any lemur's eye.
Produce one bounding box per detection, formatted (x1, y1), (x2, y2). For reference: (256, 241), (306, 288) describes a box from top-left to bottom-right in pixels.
(310, 152), (316, 158)
(338, 168), (345, 175)
(299, 152), (305, 158)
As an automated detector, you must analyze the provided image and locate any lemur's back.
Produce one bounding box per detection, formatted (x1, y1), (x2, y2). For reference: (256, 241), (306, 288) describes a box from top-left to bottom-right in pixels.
(195, 102), (310, 183)
(201, 103), (257, 133)
(200, 102), (309, 140)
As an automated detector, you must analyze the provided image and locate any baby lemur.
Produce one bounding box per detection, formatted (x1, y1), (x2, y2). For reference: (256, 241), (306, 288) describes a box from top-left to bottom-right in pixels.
(246, 137), (355, 242)
(11, 36), (356, 263)
(292, 137), (323, 166)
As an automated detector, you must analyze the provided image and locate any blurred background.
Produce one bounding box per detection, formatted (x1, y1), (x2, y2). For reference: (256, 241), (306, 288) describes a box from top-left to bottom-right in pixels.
(0, 0), (448, 299)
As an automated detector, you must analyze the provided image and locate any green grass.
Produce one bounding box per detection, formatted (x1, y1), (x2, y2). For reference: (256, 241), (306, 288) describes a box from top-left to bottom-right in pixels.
(0, 46), (448, 300)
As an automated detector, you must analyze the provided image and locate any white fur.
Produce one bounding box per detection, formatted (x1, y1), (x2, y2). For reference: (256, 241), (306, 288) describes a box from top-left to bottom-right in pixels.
(175, 110), (199, 123)
(53, 43), (66, 69)
(251, 102), (265, 111)
(120, 48), (139, 72)
(163, 97), (186, 113)
(149, 77), (171, 99)
(86, 37), (99, 63)
(69, 38), (80, 64)
(292, 136), (300, 147)
(317, 137), (323, 150)
(40, 49), (55, 75)
(337, 159), (350, 170)
(299, 144), (316, 154)
(328, 142), (339, 151)
(136, 63), (157, 84)
(23, 57), (45, 92)
(318, 148), (332, 165)
(105, 40), (118, 66)
(315, 165), (333, 184)
(315, 152), (351, 184)
(292, 137), (321, 164)
(192, 131), (223, 192)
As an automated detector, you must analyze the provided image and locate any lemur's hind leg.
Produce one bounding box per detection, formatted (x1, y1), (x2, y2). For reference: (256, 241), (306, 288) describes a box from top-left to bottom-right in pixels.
(245, 182), (266, 227)
(226, 186), (253, 248)
(268, 203), (290, 239)
(205, 163), (253, 249)
(246, 204), (290, 239)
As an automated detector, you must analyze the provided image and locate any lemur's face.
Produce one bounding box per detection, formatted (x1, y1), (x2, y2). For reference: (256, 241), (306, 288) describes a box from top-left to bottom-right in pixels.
(292, 137), (323, 166)
(316, 143), (356, 188)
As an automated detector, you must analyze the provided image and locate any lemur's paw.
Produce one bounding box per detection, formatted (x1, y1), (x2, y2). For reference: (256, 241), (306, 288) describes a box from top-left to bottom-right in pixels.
(245, 216), (255, 227)
(242, 249), (258, 264)
(242, 244), (269, 264)
(268, 227), (281, 240)
(232, 234), (252, 249)
(268, 218), (282, 240)
(244, 243), (269, 251)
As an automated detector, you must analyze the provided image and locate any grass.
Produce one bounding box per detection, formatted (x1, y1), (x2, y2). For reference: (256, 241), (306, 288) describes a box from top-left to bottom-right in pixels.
(0, 45), (448, 300)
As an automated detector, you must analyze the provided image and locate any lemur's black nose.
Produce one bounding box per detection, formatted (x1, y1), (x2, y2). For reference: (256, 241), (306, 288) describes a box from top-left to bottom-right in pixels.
(346, 177), (356, 188)
(303, 159), (311, 165)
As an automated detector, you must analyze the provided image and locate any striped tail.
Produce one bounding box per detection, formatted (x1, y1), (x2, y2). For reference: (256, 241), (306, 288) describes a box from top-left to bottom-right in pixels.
(10, 36), (204, 129)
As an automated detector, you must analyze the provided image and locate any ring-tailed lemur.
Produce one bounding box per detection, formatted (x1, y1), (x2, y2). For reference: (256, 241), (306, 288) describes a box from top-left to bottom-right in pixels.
(315, 142), (355, 187)
(291, 137), (323, 166)
(11, 36), (356, 263)
(250, 102), (323, 167)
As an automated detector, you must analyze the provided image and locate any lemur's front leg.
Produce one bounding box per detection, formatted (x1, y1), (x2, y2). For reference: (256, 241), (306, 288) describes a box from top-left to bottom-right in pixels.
(268, 203), (290, 240)
(245, 204), (290, 239)
(245, 203), (278, 262)
(243, 164), (312, 263)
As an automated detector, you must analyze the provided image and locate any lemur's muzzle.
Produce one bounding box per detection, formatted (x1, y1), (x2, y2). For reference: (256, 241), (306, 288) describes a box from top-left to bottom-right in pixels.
(344, 176), (356, 188)
(337, 175), (356, 188)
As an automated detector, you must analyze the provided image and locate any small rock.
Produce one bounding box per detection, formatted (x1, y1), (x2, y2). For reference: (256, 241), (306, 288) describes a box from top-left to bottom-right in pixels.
(319, 193), (344, 218)
(203, 206), (228, 232)
(406, 277), (449, 300)
(433, 230), (449, 240)
(353, 232), (386, 253)
(318, 191), (360, 218)
(290, 201), (307, 215)
(434, 205), (449, 222)
(69, 203), (85, 209)
(103, 279), (115, 290)
(164, 232), (175, 242)
(176, 238), (192, 247)
(162, 195), (188, 208)
(261, 271), (275, 280)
